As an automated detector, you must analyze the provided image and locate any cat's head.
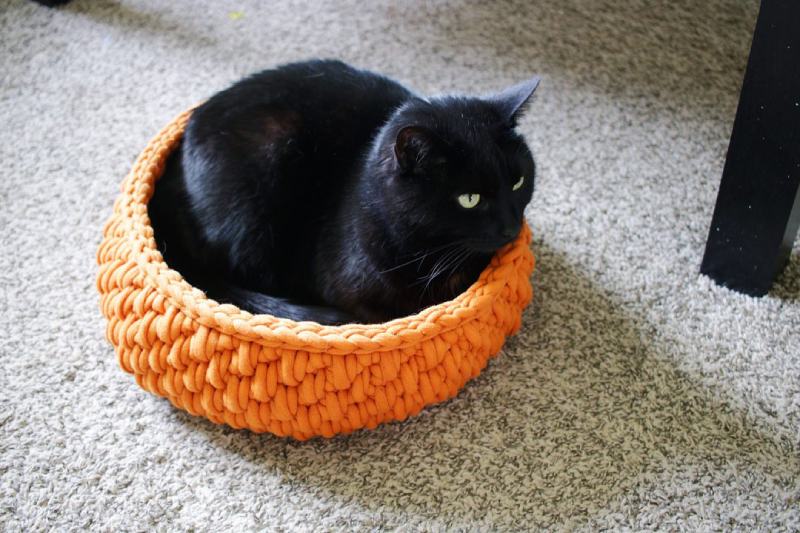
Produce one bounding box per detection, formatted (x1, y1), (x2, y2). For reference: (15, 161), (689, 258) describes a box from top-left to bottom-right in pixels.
(369, 76), (539, 256)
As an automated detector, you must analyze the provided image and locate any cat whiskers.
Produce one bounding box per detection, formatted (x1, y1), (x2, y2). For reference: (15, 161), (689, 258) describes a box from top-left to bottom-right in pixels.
(414, 244), (473, 301)
(377, 241), (464, 275)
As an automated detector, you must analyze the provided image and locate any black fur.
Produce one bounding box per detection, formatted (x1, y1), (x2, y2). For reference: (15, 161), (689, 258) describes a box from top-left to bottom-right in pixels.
(149, 60), (538, 324)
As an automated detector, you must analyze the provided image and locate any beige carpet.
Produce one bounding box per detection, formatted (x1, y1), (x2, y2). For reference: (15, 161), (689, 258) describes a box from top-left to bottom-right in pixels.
(2, 0), (799, 530)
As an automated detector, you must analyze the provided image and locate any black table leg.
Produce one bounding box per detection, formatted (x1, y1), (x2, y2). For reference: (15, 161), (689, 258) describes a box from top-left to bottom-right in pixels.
(30, 0), (72, 6)
(700, 0), (800, 296)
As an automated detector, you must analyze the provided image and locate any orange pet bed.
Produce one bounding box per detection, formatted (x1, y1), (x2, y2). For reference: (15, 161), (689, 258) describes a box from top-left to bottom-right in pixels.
(96, 109), (535, 440)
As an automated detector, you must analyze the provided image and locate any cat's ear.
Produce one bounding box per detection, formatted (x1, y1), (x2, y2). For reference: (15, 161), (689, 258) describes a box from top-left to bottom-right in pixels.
(489, 76), (541, 125)
(394, 126), (438, 174)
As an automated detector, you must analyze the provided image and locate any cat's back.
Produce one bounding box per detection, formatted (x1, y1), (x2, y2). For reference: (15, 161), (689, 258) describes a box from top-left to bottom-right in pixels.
(220, 59), (410, 109)
(186, 60), (414, 159)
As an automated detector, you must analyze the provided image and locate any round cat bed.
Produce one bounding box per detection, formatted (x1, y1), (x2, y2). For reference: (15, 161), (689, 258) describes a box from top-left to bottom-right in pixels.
(96, 109), (535, 440)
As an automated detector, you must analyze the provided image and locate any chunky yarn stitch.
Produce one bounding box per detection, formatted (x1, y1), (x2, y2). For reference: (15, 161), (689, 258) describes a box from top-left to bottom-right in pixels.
(96, 110), (535, 440)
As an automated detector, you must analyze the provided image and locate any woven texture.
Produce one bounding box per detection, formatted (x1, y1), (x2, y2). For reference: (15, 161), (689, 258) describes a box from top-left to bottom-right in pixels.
(96, 110), (535, 440)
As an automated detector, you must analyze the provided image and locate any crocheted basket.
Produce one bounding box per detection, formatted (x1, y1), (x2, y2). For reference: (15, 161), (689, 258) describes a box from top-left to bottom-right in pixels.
(97, 109), (535, 440)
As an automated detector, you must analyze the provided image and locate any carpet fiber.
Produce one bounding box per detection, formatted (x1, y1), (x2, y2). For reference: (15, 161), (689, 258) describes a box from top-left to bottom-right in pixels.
(2, 0), (799, 530)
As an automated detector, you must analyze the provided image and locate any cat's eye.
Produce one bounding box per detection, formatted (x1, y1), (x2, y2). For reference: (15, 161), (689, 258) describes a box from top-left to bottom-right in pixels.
(513, 175), (525, 191)
(457, 193), (481, 209)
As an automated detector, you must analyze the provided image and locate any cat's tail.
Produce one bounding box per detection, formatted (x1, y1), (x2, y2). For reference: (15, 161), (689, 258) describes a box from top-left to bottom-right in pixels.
(200, 279), (357, 325)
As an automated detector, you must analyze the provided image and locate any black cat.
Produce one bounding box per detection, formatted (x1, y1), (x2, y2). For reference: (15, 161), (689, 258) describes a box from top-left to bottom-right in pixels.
(149, 60), (538, 324)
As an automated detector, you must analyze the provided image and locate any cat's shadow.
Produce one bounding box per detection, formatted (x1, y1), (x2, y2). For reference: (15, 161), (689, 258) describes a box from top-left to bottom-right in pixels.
(173, 240), (799, 528)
